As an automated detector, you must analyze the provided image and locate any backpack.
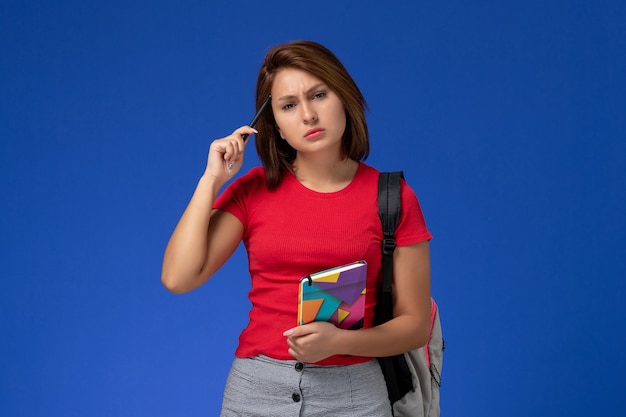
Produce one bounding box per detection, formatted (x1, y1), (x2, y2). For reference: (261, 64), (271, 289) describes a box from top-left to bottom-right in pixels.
(375, 171), (444, 417)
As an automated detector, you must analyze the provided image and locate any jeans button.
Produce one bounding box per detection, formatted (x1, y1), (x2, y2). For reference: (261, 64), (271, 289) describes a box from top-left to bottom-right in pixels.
(292, 393), (301, 402)
(294, 362), (304, 372)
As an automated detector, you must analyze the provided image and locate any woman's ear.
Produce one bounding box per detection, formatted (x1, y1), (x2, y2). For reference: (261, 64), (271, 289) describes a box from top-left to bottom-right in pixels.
(276, 125), (285, 140)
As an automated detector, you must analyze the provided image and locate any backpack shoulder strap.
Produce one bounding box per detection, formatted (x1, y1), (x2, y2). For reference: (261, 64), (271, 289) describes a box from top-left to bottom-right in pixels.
(377, 171), (404, 306)
(377, 172), (444, 414)
(377, 171), (414, 406)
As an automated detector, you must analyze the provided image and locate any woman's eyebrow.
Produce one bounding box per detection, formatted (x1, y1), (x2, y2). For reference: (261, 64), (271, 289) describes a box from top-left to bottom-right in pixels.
(276, 83), (327, 102)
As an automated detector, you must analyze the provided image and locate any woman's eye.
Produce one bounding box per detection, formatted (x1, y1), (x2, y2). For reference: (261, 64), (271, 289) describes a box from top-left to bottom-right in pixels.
(313, 92), (326, 100)
(282, 103), (294, 110)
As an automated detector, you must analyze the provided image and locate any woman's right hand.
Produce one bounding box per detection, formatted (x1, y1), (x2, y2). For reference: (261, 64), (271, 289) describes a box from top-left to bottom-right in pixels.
(162, 126), (254, 293)
(204, 126), (257, 186)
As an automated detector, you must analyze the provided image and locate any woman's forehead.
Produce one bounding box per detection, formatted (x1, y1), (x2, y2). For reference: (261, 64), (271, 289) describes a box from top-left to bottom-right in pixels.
(271, 68), (326, 99)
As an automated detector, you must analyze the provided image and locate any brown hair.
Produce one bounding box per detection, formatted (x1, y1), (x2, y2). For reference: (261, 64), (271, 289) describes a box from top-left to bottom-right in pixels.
(254, 40), (369, 189)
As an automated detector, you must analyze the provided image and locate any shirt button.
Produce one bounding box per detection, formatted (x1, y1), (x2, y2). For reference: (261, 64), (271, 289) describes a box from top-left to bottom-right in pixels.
(292, 393), (301, 402)
(294, 362), (304, 372)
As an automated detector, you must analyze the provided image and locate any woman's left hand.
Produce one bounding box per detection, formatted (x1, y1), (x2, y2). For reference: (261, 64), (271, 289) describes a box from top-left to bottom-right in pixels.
(283, 322), (342, 363)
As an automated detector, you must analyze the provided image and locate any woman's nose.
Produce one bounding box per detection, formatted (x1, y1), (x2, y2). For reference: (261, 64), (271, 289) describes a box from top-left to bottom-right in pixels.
(300, 102), (318, 123)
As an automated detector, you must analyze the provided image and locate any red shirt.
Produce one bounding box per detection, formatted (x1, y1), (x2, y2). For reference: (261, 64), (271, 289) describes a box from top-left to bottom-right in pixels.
(214, 163), (432, 365)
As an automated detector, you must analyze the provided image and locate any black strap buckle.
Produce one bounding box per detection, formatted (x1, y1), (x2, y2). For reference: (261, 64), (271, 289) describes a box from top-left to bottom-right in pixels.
(382, 238), (396, 255)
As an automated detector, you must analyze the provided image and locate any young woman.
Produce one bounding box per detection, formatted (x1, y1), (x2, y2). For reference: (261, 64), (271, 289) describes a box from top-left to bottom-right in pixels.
(162, 40), (432, 416)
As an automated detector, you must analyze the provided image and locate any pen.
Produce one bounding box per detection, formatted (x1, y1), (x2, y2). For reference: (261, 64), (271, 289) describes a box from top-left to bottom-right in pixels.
(228, 94), (272, 169)
(241, 94), (272, 142)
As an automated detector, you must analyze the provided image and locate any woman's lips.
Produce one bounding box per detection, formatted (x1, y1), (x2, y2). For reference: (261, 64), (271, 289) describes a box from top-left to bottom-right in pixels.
(304, 128), (325, 140)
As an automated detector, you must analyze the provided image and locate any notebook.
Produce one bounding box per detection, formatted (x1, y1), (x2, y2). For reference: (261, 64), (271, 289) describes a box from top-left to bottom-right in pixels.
(297, 260), (367, 330)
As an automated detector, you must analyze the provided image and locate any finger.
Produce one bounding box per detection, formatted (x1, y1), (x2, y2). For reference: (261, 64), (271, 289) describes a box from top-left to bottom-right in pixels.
(284, 326), (312, 338)
(223, 127), (255, 165)
(286, 337), (296, 351)
(232, 126), (258, 142)
(224, 139), (241, 161)
(224, 142), (245, 170)
(287, 347), (301, 361)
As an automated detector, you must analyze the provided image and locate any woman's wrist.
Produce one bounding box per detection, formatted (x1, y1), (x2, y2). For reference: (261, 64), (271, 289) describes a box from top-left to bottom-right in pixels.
(197, 173), (223, 199)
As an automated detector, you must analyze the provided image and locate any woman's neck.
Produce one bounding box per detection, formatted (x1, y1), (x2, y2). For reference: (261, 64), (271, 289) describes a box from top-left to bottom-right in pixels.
(290, 155), (359, 193)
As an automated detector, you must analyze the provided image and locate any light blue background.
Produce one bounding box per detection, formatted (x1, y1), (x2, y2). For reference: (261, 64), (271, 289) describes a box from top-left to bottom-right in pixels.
(2, 1), (624, 415)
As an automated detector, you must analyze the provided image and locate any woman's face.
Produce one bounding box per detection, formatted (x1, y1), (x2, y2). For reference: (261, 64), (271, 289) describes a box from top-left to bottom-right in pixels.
(270, 68), (346, 157)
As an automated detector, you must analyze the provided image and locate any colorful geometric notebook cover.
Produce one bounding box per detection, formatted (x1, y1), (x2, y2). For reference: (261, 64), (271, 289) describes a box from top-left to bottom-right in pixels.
(297, 260), (367, 330)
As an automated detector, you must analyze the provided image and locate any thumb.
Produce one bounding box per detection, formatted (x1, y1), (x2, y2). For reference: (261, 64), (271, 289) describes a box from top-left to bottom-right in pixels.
(284, 324), (317, 337)
(283, 326), (309, 337)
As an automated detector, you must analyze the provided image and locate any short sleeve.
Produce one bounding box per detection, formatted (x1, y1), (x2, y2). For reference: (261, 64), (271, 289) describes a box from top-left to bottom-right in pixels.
(394, 179), (432, 246)
(213, 167), (266, 230)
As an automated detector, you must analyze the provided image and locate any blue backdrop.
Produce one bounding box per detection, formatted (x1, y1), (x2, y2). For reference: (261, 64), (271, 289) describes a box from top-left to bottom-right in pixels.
(2, 1), (625, 416)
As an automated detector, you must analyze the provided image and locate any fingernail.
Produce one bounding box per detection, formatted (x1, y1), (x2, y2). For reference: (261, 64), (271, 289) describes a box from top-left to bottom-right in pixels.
(283, 329), (294, 336)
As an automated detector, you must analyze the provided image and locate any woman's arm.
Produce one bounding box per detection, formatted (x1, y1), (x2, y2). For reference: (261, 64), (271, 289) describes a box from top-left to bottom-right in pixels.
(284, 241), (431, 362)
(161, 126), (255, 293)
